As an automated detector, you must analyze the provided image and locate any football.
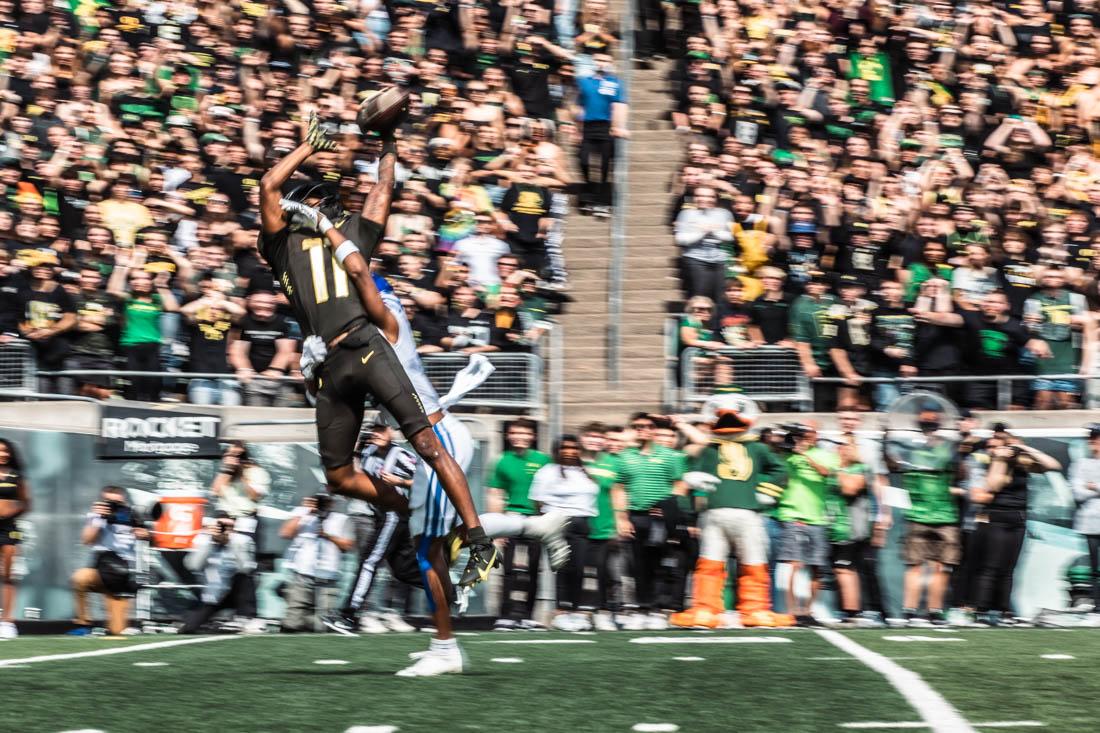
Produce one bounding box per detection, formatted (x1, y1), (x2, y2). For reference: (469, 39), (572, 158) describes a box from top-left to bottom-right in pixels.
(357, 86), (410, 133)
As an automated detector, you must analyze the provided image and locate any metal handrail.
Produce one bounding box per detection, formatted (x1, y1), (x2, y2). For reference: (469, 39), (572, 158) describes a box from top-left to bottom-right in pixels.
(607, 0), (635, 386)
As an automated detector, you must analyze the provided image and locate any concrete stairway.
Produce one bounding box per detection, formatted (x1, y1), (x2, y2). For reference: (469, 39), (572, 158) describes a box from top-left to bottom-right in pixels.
(556, 61), (683, 429)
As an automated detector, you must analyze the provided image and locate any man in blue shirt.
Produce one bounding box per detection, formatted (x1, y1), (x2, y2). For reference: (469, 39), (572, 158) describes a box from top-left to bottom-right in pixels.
(576, 53), (629, 218)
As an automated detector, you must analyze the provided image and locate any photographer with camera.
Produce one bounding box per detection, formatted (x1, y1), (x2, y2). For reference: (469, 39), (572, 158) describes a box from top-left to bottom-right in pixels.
(211, 441), (270, 528)
(280, 492), (355, 632)
(775, 421), (838, 627)
(972, 424), (1059, 626)
(69, 486), (147, 637)
(179, 514), (261, 634)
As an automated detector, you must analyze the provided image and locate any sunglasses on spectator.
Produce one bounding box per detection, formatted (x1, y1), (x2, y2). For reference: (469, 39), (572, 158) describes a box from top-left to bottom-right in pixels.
(632, 422), (654, 430)
(690, 306), (712, 312)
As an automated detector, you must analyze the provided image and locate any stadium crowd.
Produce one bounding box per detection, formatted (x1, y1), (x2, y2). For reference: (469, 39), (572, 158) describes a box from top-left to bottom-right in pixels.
(665, 0), (1100, 412)
(0, 0), (626, 405)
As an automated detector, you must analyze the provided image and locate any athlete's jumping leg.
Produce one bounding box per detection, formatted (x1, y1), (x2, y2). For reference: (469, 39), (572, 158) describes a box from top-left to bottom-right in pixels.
(325, 464), (409, 514)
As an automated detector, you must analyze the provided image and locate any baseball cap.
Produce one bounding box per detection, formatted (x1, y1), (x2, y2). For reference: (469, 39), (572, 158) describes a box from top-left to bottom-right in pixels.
(200, 132), (231, 145)
(837, 274), (866, 289)
(789, 221), (817, 235)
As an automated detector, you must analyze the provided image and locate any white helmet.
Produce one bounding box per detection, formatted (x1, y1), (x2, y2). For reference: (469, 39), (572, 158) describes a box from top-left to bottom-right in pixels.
(701, 393), (760, 435)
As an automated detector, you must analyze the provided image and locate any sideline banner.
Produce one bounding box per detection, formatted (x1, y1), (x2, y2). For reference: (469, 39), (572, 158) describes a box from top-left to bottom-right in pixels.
(97, 405), (222, 459)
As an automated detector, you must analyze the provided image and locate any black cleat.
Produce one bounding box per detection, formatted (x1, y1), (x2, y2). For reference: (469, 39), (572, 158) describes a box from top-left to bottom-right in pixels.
(321, 613), (358, 636)
(459, 540), (500, 587)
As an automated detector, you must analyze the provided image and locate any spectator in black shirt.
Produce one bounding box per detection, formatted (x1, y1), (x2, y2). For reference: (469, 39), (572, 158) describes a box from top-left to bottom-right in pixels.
(180, 275), (244, 406)
(229, 292), (298, 407)
(747, 267), (794, 347)
(442, 285), (502, 354)
(870, 280), (917, 410)
(18, 249), (76, 394)
(829, 278), (875, 411)
(405, 296), (445, 354)
(500, 162), (551, 275)
(69, 266), (118, 399)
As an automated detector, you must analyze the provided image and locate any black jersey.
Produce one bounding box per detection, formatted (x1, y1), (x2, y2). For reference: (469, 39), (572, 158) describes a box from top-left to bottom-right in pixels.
(259, 216), (383, 343)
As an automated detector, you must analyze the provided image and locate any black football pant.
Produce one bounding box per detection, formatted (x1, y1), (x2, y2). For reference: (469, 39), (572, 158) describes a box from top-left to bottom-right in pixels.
(341, 512), (421, 617)
(500, 536), (542, 621)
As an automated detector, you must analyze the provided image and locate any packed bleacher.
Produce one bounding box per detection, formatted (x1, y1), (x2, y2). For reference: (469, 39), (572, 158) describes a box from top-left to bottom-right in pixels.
(665, 0), (1100, 412)
(0, 0), (627, 405)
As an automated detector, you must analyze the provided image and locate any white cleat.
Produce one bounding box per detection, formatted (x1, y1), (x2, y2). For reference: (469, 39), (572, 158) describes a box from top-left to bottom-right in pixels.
(592, 612), (619, 632)
(358, 614), (390, 634)
(645, 612), (669, 631)
(395, 648), (465, 677)
(0, 621), (17, 639)
(379, 612), (416, 633)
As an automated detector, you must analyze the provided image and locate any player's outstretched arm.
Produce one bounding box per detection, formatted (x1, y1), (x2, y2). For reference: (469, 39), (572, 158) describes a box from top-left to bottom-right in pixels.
(259, 113), (336, 235)
(362, 136), (397, 227)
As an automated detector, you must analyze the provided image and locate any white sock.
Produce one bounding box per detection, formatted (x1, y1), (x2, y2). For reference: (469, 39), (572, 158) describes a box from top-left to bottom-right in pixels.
(430, 637), (459, 653)
(478, 512), (525, 539)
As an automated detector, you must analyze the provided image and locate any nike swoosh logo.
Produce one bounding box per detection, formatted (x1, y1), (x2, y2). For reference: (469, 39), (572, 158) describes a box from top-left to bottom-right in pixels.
(361, 351), (375, 365)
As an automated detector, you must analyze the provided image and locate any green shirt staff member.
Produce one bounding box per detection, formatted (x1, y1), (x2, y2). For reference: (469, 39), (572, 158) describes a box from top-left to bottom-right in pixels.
(580, 422), (625, 627)
(613, 413), (687, 618)
(486, 418), (550, 629)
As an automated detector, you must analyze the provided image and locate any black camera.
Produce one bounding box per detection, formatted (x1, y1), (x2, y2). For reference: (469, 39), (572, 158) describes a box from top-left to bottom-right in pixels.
(103, 499), (133, 526)
(775, 422), (812, 451)
(312, 492), (332, 520)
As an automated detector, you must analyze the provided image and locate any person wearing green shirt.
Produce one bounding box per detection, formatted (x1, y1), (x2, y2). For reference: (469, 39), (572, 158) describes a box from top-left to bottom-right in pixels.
(890, 408), (961, 626)
(776, 423), (838, 626)
(106, 247), (179, 402)
(579, 422), (623, 631)
(826, 442), (869, 622)
(790, 276), (838, 410)
(486, 418), (550, 629)
(1024, 267), (1093, 410)
(848, 38), (894, 105)
(615, 413), (686, 627)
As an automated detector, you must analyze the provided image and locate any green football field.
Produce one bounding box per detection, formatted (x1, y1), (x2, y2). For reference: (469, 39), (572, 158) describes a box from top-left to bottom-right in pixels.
(5, 628), (1100, 733)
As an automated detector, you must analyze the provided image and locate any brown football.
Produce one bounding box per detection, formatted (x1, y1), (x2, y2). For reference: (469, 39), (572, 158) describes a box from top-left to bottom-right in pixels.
(357, 87), (410, 133)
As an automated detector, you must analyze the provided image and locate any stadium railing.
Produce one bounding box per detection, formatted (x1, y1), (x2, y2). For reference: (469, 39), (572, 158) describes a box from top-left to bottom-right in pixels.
(679, 345), (813, 409)
(29, 352), (544, 410)
(0, 339), (37, 394)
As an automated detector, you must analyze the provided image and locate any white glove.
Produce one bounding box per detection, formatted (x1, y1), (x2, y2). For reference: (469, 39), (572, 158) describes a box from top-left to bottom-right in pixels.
(684, 471), (720, 492)
(450, 332), (470, 349)
(300, 335), (328, 380)
(755, 492), (778, 507)
(280, 199), (333, 234)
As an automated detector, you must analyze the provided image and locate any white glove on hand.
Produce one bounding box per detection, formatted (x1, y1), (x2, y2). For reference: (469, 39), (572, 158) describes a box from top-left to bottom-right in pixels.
(451, 332), (470, 349)
(300, 335), (328, 380)
(280, 199), (333, 234)
(684, 471), (721, 493)
(755, 492), (778, 507)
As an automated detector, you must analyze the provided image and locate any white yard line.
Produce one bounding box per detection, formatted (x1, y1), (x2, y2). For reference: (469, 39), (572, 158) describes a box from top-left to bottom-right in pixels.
(817, 630), (976, 733)
(840, 724), (1044, 730)
(472, 639), (596, 644)
(0, 635), (238, 667)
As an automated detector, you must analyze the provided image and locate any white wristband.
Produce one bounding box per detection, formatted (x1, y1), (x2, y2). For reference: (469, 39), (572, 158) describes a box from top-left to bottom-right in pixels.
(334, 241), (359, 264)
(318, 215), (335, 235)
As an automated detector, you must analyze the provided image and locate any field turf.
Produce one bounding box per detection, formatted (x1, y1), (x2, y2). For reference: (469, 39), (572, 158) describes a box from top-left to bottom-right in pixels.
(5, 628), (1100, 733)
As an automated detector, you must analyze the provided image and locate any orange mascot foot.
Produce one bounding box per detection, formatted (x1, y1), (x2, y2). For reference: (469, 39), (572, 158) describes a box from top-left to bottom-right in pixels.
(670, 607), (720, 629)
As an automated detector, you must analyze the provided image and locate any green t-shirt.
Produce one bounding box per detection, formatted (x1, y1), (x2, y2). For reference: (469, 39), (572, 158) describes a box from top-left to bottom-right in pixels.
(848, 52), (894, 104)
(790, 294), (838, 369)
(119, 294), (164, 346)
(1028, 290), (1083, 375)
(617, 445), (686, 511)
(488, 449), (551, 515)
(585, 453), (620, 540)
(777, 447), (839, 525)
(827, 462), (867, 543)
(689, 438), (786, 511)
(905, 262), (954, 303)
(900, 441), (958, 525)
